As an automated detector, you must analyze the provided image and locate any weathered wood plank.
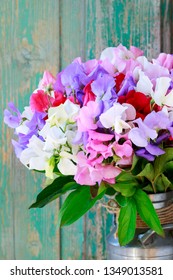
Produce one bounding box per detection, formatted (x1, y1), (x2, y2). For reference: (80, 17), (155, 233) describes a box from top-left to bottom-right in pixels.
(161, 0), (173, 53)
(0, 0), (61, 259)
(0, 0), (172, 261)
(84, 0), (164, 259)
(59, 0), (86, 260)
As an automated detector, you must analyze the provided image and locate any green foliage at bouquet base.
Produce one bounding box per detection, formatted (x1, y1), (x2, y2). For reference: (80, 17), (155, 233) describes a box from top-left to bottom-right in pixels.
(57, 186), (105, 227)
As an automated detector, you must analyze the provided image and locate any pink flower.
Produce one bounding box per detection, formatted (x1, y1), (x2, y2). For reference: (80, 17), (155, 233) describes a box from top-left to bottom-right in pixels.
(75, 151), (121, 186)
(154, 53), (173, 70)
(112, 134), (133, 166)
(100, 44), (143, 75)
(86, 131), (114, 165)
(38, 71), (56, 90)
(76, 101), (101, 132)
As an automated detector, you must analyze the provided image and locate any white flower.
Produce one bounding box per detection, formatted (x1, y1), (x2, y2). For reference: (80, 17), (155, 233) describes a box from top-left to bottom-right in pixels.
(151, 77), (173, 106)
(99, 103), (131, 133)
(58, 150), (77, 175)
(100, 103), (130, 133)
(48, 99), (80, 127)
(20, 135), (52, 171)
(16, 107), (34, 134)
(136, 71), (153, 96)
(39, 123), (67, 152)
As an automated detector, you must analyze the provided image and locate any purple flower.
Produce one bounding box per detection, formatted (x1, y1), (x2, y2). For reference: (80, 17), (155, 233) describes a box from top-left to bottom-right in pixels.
(144, 111), (170, 130)
(117, 76), (136, 97)
(81, 64), (108, 85)
(91, 74), (115, 101)
(26, 111), (46, 132)
(11, 111), (46, 159)
(136, 149), (155, 161)
(4, 102), (21, 128)
(129, 110), (172, 160)
(60, 62), (84, 95)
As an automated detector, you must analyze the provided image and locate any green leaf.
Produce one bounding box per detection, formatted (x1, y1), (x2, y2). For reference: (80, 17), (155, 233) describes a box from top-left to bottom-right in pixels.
(131, 156), (148, 175)
(137, 163), (154, 182)
(112, 182), (137, 197)
(115, 193), (128, 207)
(154, 174), (172, 192)
(142, 184), (153, 192)
(58, 186), (105, 227)
(134, 189), (164, 237)
(163, 161), (173, 186)
(113, 171), (138, 197)
(29, 176), (76, 208)
(154, 148), (173, 176)
(118, 198), (137, 246)
(116, 171), (136, 182)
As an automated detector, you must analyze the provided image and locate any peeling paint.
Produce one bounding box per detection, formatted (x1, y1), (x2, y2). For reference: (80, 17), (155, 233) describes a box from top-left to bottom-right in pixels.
(27, 227), (42, 257)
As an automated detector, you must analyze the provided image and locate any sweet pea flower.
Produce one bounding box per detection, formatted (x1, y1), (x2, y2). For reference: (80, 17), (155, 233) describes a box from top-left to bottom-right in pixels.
(39, 124), (67, 152)
(129, 110), (171, 160)
(128, 118), (157, 147)
(100, 44), (143, 75)
(47, 99), (80, 128)
(135, 56), (169, 82)
(135, 71), (153, 96)
(153, 53), (173, 71)
(20, 135), (52, 171)
(118, 90), (151, 120)
(112, 134), (133, 166)
(85, 131), (114, 165)
(91, 74), (115, 101)
(151, 77), (173, 107)
(76, 101), (102, 132)
(82, 81), (96, 106)
(75, 151), (121, 185)
(38, 71), (56, 90)
(4, 102), (21, 128)
(99, 103), (134, 133)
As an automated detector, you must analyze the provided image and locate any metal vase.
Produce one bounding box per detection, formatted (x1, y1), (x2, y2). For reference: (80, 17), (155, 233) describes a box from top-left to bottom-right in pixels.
(106, 191), (173, 260)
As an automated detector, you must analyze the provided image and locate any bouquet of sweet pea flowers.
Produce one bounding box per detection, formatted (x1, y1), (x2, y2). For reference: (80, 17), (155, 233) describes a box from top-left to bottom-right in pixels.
(4, 44), (173, 245)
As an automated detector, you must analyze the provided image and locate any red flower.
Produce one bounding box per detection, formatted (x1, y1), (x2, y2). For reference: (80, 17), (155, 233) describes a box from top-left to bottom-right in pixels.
(30, 90), (66, 112)
(118, 90), (151, 120)
(52, 92), (66, 107)
(83, 81), (96, 105)
(115, 73), (125, 92)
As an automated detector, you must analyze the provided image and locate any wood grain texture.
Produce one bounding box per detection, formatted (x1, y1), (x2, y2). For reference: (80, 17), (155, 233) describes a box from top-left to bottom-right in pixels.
(0, 0), (172, 260)
(0, 0), (61, 260)
(59, 0), (86, 260)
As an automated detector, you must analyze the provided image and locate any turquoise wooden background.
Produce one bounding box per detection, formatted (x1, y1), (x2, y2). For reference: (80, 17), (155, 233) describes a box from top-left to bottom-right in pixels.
(0, 0), (172, 260)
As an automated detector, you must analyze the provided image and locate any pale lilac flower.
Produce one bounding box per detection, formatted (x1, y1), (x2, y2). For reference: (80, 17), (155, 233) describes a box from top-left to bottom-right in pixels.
(129, 110), (172, 160)
(128, 118), (157, 147)
(153, 53), (173, 70)
(4, 102), (21, 128)
(135, 56), (169, 83)
(91, 74), (115, 101)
